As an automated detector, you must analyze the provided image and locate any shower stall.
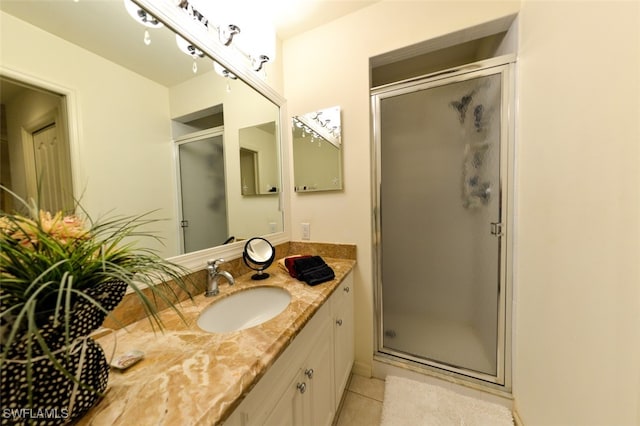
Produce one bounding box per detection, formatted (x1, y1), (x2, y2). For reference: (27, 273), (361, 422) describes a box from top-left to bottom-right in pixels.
(371, 58), (514, 386)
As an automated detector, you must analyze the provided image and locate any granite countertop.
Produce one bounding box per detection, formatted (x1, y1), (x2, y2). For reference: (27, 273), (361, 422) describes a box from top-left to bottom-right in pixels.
(79, 257), (356, 425)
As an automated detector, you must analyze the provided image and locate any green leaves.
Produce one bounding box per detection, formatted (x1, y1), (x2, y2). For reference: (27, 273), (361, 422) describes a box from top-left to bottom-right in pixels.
(1, 188), (195, 371)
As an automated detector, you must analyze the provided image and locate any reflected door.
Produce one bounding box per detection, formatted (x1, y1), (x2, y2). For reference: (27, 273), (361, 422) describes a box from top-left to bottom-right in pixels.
(31, 123), (74, 213)
(177, 130), (228, 253)
(373, 64), (511, 384)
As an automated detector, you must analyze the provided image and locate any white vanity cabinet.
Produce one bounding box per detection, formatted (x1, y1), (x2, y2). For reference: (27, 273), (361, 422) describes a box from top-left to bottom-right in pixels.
(332, 273), (355, 406)
(263, 317), (334, 426)
(225, 271), (354, 426)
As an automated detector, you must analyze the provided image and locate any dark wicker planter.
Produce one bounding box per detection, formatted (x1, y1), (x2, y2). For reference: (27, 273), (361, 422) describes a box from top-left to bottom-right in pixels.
(1, 281), (127, 425)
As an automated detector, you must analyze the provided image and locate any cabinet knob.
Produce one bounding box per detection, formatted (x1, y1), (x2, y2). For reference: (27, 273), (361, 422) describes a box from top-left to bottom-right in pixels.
(343, 286), (350, 293)
(336, 319), (343, 326)
(297, 382), (306, 394)
(304, 368), (314, 379)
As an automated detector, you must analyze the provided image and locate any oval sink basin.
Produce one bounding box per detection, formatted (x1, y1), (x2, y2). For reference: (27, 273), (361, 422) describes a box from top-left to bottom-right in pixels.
(197, 286), (291, 333)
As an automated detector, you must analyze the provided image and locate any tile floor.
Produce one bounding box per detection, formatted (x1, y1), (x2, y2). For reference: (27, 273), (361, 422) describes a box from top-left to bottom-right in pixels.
(334, 374), (386, 426)
(335, 372), (516, 426)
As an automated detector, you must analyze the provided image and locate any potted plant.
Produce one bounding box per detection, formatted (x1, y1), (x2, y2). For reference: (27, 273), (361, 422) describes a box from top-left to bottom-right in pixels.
(0, 190), (195, 424)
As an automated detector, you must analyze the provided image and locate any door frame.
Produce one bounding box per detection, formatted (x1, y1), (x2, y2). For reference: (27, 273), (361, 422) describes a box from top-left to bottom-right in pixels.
(370, 55), (516, 390)
(1, 69), (81, 211)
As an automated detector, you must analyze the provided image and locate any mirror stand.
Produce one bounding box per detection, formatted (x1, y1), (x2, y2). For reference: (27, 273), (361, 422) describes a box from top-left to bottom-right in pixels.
(243, 237), (275, 280)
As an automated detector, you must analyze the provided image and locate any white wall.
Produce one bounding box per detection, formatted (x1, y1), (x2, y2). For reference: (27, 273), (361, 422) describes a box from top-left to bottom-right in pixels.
(514, 1), (639, 424)
(283, 0), (521, 377)
(284, 0), (639, 423)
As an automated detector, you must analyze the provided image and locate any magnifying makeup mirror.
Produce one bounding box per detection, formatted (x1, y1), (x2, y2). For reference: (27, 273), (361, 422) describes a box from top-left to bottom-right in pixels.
(243, 237), (275, 280)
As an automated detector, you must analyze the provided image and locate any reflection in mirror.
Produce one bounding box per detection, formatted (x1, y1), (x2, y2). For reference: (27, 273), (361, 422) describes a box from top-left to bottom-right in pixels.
(175, 128), (228, 253)
(239, 122), (279, 195)
(0, 1), (283, 259)
(292, 106), (342, 192)
(242, 237), (275, 280)
(0, 78), (73, 215)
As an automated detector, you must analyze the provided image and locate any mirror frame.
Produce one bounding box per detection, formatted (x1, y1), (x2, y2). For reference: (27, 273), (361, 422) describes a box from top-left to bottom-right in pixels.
(127, 0), (290, 270)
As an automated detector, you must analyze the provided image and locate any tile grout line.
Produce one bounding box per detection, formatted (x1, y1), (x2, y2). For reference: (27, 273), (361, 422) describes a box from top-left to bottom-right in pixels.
(347, 389), (385, 404)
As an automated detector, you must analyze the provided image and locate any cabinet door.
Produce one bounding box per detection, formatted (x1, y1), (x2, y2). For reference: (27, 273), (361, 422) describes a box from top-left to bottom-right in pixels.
(303, 320), (335, 426)
(333, 273), (354, 402)
(264, 372), (304, 426)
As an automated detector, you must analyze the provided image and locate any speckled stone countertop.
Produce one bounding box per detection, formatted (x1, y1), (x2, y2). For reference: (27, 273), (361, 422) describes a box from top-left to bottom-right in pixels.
(78, 255), (355, 425)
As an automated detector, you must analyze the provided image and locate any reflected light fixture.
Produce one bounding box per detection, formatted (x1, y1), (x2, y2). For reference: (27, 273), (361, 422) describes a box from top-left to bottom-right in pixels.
(124, 0), (163, 45)
(213, 62), (237, 92)
(293, 107), (341, 148)
(213, 62), (237, 80)
(176, 35), (206, 73)
(124, 0), (163, 27)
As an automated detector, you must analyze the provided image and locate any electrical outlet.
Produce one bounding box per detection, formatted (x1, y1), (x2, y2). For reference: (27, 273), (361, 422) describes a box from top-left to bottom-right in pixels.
(301, 223), (310, 240)
(269, 222), (277, 233)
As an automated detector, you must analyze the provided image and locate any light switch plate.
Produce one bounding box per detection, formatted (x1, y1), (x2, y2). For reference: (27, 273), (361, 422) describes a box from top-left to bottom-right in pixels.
(301, 223), (310, 240)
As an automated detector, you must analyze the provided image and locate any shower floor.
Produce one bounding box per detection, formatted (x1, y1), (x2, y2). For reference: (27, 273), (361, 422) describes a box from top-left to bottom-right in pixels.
(382, 311), (495, 376)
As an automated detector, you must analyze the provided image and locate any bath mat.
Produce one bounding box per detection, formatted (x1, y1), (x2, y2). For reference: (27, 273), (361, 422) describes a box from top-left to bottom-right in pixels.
(381, 376), (513, 426)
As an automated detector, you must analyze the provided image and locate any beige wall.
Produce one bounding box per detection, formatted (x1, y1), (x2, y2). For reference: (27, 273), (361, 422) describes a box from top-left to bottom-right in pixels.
(283, 0), (639, 424)
(514, 1), (639, 424)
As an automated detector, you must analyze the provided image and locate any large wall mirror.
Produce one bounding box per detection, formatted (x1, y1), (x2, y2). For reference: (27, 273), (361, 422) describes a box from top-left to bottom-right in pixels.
(292, 106), (343, 192)
(0, 1), (284, 262)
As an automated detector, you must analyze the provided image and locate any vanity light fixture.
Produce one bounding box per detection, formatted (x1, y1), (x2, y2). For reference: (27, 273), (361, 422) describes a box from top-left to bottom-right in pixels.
(219, 24), (241, 46)
(175, 0), (209, 29)
(251, 54), (270, 72)
(178, 0), (276, 75)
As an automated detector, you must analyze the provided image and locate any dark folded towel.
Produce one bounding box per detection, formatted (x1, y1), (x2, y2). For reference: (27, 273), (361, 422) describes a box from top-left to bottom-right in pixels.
(293, 255), (326, 272)
(293, 256), (335, 286)
(301, 264), (335, 285)
(285, 255), (313, 278)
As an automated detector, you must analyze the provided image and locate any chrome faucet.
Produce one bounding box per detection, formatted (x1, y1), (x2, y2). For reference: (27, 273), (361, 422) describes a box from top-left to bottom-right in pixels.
(206, 258), (234, 297)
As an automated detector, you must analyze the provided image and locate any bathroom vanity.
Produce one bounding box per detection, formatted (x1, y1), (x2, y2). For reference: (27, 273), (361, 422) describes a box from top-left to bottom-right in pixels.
(225, 271), (354, 425)
(80, 256), (355, 425)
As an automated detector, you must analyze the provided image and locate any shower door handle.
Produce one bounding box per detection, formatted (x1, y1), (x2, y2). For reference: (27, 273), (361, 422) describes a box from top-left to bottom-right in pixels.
(491, 222), (503, 237)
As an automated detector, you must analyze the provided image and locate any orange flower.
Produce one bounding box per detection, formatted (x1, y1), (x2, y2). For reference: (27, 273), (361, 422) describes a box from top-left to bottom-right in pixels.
(0, 210), (89, 249)
(39, 211), (89, 245)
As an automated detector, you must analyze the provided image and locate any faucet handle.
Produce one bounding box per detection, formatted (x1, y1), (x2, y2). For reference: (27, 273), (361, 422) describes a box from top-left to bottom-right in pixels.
(207, 258), (226, 271)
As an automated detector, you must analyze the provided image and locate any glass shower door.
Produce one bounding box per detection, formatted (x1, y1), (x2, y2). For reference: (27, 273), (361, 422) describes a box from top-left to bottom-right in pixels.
(177, 130), (229, 253)
(373, 65), (511, 383)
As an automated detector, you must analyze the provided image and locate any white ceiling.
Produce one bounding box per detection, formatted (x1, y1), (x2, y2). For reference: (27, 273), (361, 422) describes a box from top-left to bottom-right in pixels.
(0, 0), (378, 87)
(268, 0), (379, 39)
